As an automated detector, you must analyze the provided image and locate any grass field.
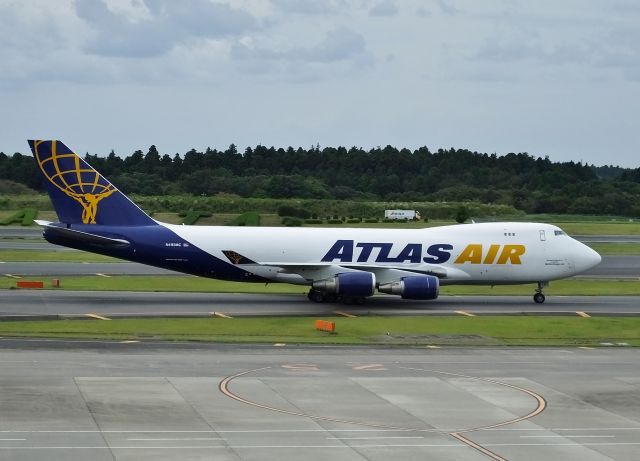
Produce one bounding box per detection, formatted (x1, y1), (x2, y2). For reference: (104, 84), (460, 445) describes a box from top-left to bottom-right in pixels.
(1, 275), (639, 295)
(0, 276), (309, 293)
(0, 210), (58, 223)
(0, 316), (637, 346)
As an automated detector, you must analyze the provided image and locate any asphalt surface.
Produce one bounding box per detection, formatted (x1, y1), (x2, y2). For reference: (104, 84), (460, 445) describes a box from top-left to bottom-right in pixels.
(0, 242), (74, 250)
(583, 255), (640, 278)
(574, 235), (640, 243)
(0, 342), (638, 461)
(1, 290), (640, 318)
(0, 228), (43, 238)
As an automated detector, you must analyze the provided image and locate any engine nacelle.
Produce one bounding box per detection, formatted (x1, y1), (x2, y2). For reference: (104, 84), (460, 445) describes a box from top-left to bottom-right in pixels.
(313, 272), (376, 297)
(378, 275), (439, 300)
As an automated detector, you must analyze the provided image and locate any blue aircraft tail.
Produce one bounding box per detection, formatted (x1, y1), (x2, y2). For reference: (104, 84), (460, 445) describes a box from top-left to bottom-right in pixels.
(28, 140), (155, 226)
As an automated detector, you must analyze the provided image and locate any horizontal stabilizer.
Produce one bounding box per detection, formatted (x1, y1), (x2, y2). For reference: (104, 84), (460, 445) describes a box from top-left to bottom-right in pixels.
(37, 222), (130, 247)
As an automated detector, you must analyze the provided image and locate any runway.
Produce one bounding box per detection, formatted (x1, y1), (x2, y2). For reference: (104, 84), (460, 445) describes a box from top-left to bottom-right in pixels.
(0, 341), (638, 461)
(0, 228), (43, 238)
(575, 235), (640, 243)
(1, 290), (640, 318)
(0, 242), (75, 250)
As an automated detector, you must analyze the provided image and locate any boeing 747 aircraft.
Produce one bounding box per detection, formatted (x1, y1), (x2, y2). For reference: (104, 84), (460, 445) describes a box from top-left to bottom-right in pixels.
(28, 140), (601, 304)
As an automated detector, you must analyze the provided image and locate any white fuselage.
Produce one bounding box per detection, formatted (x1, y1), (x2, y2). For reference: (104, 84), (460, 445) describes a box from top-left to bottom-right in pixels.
(166, 222), (601, 286)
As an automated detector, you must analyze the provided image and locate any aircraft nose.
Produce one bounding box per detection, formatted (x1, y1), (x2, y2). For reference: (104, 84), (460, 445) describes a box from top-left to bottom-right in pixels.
(573, 244), (602, 274)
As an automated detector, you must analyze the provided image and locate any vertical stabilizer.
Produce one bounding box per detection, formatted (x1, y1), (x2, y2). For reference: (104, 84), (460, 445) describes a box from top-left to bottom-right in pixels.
(28, 140), (155, 226)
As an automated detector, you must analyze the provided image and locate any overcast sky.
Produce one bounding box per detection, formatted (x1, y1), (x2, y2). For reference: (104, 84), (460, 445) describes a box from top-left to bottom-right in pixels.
(1, 0), (639, 167)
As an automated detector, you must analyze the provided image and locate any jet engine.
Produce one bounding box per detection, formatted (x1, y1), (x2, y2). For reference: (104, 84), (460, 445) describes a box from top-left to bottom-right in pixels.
(313, 272), (376, 297)
(378, 275), (439, 300)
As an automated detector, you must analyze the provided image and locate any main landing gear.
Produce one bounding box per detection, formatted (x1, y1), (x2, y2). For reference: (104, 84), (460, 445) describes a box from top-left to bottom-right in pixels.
(533, 281), (548, 304)
(307, 289), (365, 305)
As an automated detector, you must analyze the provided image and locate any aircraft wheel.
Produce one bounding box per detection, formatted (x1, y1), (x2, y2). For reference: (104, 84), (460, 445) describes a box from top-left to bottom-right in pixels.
(533, 292), (545, 304)
(324, 293), (338, 303)
(308, 289), (325, 303)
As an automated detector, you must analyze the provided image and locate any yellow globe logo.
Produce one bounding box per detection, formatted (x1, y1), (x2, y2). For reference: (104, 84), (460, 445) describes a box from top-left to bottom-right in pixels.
(33, 140), (116, 224)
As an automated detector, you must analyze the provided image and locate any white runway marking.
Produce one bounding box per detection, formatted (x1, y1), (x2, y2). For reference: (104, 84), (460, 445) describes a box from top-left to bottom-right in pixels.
(1, 427), (639, 434)
(483, 427), (640, 432)
(1, 442), (640, 450)
(327, 436), (424, 440)
(520, 435), (615, 438)
(127, 438), (225, 441)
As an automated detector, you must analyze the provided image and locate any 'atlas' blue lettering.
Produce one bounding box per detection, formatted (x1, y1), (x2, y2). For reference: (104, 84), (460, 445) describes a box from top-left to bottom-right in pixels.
(321, 239), (354, 262)
(356, 243), (396, 262)
(323, 241), (455, 264)
(395, 243), (423, 263)
(356, 243), (379, 262)
(374, 243), (394, 262)
(423, 244), (453, 264)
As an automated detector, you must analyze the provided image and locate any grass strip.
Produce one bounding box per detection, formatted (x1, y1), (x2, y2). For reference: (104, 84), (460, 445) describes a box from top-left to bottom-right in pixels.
(226, 212), (261, 226)
(0, 276), (308, 293)
(0, 316), (637, 346)
(0, 249), (117, 262)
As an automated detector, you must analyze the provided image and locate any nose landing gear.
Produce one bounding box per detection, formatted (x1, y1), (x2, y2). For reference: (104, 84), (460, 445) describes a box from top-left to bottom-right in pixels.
(533, 281), (548, 303)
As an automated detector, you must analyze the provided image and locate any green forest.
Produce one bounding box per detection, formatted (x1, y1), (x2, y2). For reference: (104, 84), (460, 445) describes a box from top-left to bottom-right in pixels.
(1, 144), (639, 216)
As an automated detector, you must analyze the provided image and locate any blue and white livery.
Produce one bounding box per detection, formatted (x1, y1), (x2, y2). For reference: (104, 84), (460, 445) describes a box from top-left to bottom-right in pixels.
(28, 140), (601, 304)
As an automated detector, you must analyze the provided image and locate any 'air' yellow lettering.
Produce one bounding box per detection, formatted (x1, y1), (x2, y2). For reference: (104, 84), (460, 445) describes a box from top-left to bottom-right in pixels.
(453, 244), (526, 265)
(497, 245), (525, 264)
(483, 244), (501, 264)
(454, 244), (483, 264)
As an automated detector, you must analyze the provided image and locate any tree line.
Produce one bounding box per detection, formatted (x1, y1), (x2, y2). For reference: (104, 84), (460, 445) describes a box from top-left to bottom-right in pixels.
(1, 144), (639, 216)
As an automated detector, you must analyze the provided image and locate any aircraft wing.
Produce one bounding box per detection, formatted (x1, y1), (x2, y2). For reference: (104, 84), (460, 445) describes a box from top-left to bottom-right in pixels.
(267, 263), (449, 284)
(220, 250), (465, 284)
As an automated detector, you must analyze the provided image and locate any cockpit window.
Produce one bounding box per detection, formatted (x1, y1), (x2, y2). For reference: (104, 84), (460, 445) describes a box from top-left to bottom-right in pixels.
(554, 230), (566, 236)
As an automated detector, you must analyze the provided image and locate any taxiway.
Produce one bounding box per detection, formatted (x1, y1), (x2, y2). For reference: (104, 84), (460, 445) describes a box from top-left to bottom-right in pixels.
(0, 342), (637, 461)
(1, 290), (640, 318)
